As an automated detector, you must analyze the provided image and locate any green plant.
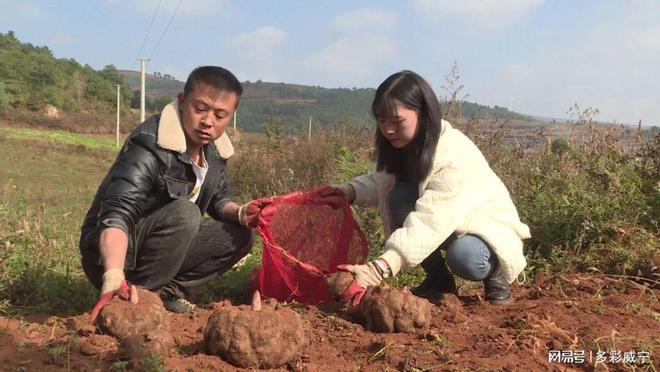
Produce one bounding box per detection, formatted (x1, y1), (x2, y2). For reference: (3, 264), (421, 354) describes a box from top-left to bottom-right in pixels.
(110, 361), (129, 372)
(45, 343), (70, 368)
(143, 353), (165, 372)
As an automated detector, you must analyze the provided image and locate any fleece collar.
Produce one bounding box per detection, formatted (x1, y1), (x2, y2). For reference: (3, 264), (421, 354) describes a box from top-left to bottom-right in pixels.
(157, 100), (234, 159)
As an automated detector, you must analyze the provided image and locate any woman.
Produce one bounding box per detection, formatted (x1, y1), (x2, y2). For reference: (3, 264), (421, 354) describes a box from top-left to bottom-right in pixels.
(326, 70), (530, 305)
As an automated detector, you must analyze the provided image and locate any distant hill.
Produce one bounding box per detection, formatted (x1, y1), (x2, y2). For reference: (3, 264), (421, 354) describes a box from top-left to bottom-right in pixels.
(120, 70), (531, 133)
(0, 32), (134, 113)
(0, 31), (136, 133)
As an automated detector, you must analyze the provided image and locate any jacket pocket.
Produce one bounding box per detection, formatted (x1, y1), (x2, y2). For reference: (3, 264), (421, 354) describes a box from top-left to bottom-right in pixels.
(164, 175), (193, 199)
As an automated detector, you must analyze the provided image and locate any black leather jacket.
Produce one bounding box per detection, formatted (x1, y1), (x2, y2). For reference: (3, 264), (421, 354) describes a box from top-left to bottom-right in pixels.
(80, 115), (233, 260)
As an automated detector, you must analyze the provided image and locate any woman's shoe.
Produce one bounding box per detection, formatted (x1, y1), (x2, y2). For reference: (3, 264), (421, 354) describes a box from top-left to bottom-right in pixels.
(411, 266), (458, 300)
(484, 266), (514, 305)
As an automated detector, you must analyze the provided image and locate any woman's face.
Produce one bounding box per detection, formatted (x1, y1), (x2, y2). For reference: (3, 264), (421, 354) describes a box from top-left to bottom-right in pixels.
(377, 100), (419, 149)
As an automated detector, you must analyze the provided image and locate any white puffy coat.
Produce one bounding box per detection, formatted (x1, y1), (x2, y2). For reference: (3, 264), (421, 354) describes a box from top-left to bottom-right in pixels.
(348, 120), (531, 283)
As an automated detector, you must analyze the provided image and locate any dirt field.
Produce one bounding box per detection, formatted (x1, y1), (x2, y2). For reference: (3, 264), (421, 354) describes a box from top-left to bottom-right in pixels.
(0, 273), (657, 371)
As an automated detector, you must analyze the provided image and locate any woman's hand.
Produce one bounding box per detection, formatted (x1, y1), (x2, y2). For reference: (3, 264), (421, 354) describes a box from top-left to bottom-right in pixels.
(336, 261), (387, 305)
(319, 184), (355, 203)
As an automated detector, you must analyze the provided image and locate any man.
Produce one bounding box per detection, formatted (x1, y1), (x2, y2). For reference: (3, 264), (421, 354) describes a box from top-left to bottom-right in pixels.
(80, 66), (258, 315)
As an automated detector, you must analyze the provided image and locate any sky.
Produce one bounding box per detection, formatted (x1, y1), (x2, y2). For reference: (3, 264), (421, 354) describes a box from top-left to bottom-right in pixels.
(2, 0), (659, 126)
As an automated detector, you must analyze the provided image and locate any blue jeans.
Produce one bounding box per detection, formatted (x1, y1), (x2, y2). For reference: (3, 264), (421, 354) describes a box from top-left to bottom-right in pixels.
(388, 180), (496, 281)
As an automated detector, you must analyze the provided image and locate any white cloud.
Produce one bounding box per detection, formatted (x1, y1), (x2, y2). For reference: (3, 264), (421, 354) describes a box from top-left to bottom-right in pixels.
(231, 26), (288, 60)
(412, 0), (544, 29)
(105, 0), (231, 16)
(228, 26), (288, 82)
(486, 19), (660, 125)
(333, 8), (397, 31)
(307, 33), (395, 84)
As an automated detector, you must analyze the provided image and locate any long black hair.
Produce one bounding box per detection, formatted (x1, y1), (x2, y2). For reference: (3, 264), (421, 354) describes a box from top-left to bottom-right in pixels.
(372, 70), (443, 183)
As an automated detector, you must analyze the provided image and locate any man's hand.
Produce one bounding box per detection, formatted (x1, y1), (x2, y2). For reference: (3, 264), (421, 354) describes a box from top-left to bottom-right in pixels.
(336, 262), (385, 305)
(89, 268), (139, 323)
(319, 184), (355, 204)
(238, 199), (271, 228)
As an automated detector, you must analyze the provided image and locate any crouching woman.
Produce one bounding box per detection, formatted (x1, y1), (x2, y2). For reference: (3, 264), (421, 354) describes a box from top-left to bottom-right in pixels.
(326, 70), (531, 305)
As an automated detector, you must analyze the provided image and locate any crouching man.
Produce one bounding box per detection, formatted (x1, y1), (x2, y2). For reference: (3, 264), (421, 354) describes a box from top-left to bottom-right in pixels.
(80, 66), (258, 315)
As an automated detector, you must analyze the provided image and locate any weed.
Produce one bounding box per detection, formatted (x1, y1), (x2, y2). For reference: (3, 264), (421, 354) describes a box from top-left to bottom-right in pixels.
(109, 361), (129, 372)
(0, 99), (657, 316)
(369, 342), (395, 361)
(592, 303), (605, 315)
(554, 278), (568, 299)
(45, 343), (70, 369)
(425, 333), (453, 362)
(142, 353), (165, 372)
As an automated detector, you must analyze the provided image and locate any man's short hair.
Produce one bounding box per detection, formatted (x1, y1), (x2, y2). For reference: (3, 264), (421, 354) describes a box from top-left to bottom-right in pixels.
(183, 66), (243, 97)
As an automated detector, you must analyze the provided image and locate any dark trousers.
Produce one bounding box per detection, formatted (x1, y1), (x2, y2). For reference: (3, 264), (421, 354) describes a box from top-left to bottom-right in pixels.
(80, 199), (252, 299)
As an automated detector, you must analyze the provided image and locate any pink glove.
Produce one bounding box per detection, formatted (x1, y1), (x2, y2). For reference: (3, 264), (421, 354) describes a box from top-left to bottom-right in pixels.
(319, 184), (354, 203)
(337, 262), (384, 306)
(339, 281), (367, 306)
(89, 269), (138, 323)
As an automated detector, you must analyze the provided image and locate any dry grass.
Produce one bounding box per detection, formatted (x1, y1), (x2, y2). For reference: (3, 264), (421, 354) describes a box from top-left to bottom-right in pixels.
(0, 116), (657, 315)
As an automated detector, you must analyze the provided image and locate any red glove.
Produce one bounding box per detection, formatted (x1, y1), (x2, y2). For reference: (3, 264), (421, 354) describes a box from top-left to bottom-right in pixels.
(337, 262), (387, 306)
(319, 184), (354, 203)
(89, 269), (138, 323)
(339, 280), (367, 306)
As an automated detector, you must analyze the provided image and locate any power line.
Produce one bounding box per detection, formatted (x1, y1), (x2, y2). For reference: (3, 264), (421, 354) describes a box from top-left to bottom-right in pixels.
(149, 0), (182, 60)
(136, 0), (163, 60)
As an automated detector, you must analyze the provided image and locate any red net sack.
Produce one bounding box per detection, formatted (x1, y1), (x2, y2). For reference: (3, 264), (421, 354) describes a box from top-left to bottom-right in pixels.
(251, 187), (369, 304)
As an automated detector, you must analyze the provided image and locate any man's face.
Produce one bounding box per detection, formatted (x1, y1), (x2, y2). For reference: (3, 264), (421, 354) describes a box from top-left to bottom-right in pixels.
(178, 82), (238, 149)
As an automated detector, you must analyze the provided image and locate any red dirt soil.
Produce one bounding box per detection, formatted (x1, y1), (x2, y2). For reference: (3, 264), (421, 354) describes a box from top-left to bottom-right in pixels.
(0, 273), (657, 371)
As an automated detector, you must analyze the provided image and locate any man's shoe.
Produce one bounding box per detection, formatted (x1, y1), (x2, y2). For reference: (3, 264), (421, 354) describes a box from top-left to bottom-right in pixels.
(484, 266), (514, 305)
(162, 297), (197, 313)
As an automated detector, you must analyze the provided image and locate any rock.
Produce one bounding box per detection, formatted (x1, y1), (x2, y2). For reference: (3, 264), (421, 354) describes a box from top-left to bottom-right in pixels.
(204, 301), (307, 368)
(97, 288), (169, 340)
(356, 285), (432, 333)
(326, 272), (354, 300)
(118, 330), (175, 360)
(44, 104), (59, 119)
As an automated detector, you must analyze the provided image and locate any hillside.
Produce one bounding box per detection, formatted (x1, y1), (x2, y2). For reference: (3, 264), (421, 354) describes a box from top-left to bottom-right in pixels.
(0, 31), (540, 135)
(0, 31), (137, 133)
(120, 70), (531, 133)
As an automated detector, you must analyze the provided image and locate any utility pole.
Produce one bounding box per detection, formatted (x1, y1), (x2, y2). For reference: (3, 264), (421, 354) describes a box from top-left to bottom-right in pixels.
(308, 116), (312, 141)
(116, 84), (120, 148)
(137, 58), (150, 123)
(233, 109), (237, 131)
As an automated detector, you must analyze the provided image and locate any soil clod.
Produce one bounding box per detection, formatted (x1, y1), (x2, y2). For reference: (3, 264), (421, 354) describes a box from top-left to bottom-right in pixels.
(355, 285), (432, 333)
(118, 330), (175, 360)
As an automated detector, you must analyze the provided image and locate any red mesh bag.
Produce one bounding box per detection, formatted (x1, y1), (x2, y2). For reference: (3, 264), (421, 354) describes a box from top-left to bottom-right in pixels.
(251, 187), (369, 304)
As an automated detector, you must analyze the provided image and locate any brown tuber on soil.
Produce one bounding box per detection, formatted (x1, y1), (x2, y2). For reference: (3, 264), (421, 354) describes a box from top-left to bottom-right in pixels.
(118, 330), (175, 360)
(204, 291), (308, 368)
(326, 271), (354, 300)
(355, 285), (432, 333)
(97, 288), (169, 340)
